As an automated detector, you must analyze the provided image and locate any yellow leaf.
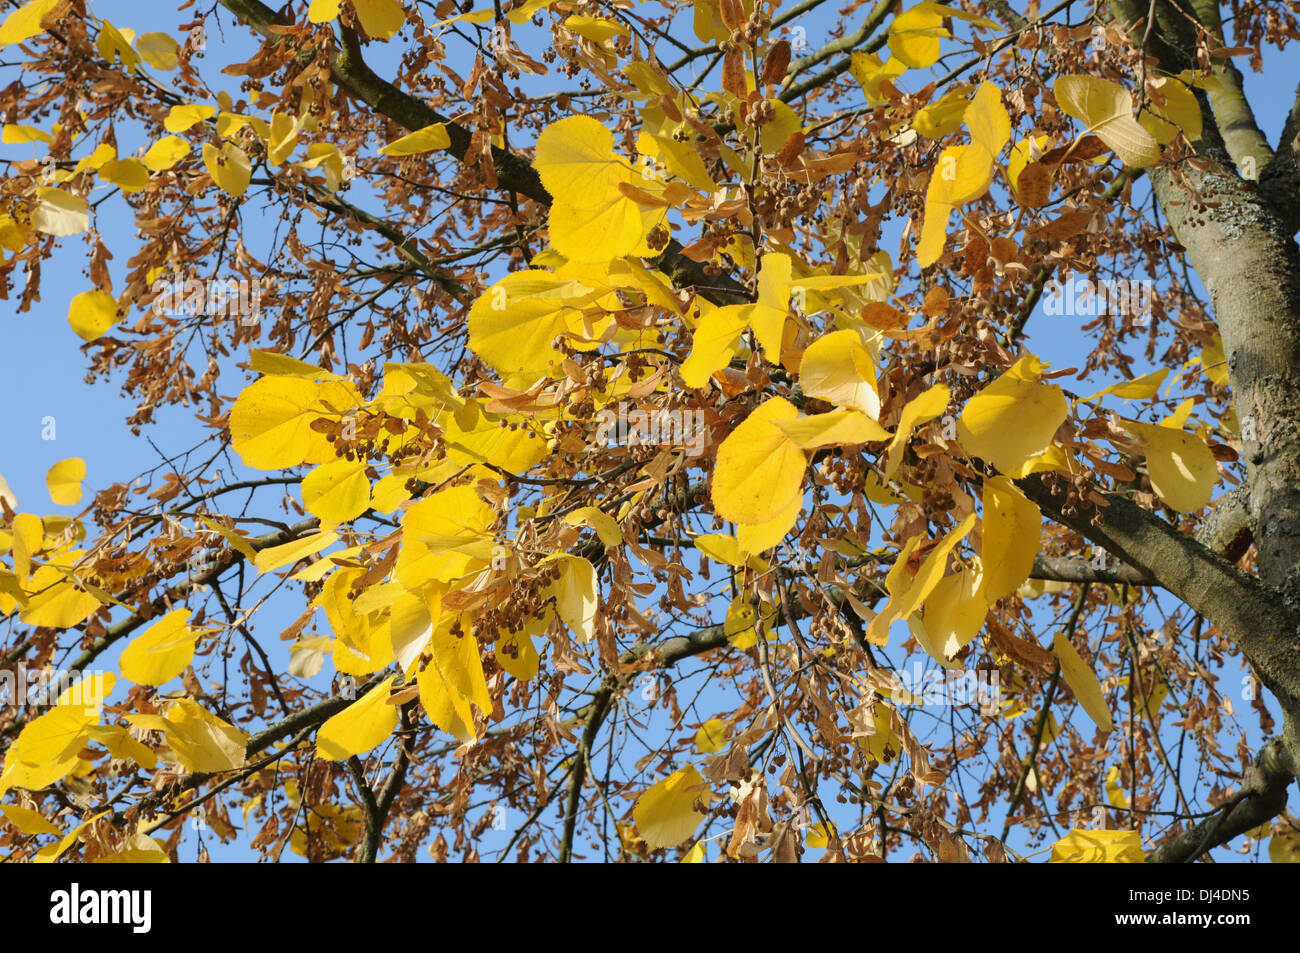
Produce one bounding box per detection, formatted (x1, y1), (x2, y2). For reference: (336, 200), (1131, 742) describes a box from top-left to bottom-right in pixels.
(91, 837), (170, 863)
(773, 409), (890, 449)
(85, 724), (157, 769)
(692, 533), (766, 570)
(95, 21), (138, 68)
(379, 123), (450, 156)
(354, 0), (406, 39)
(495, 626), (540, 681)
(33, 812), (106, 863)
(848, 51), (906, 105)
(1138, 76), (1202, 144)
(735, 490), (803, 554)
(1105, 765), (1128, 809)
(316, 676), (400, 760)
(248, 349), (345, 380)
(13, 513), (43, 583)
(73, 142), (116, 174)
(202, 141), (251, 197)
(883, 383), (950, 478)
(417, 645), (477, 742)
(928, 143), (993, 206)
(681, 842), (707, 862)
(163, 103), (215, 133)
(806, 821), (837, 848)
(1053, 631), (1112, 732)
(32, 187), (89, 236)
(395, 485), (496, 588)
(633, 766), (707, 849)
(867, 513), (975, 645)
(918, 560), (987, 662)
(1049, 828), (1142, 862)
(547, 194), (644, 262)
(18, 567), (101, 628)
(136, 31), (179, 70)
(120, 607), (198, 686)
(296, 141), (346, 190)
(958, 356), (1067, 474)
(198, 516), (259, 563)
(692, 533), (743, 567)
(1054, 75), (1162, 168)
(712, 397), (806, 525)
(797, 328), (880, 417)
(467, 270), (594, 378)
(141, 135), (189, 172)
(1269, 830), (1300, 863)
(266, 111), (301, 165)
(747, 252), (793, 357)
(301, 459), (371, 525)
(965, 82), (1010, 158)
(0, 0), (58, 47)
(308, 0), (343, 22)
(888, 3), (949, 69)
(681, 303), (749, 388)
(427, 609), (490, 713)
(2, 122), (52, 144)
(913, 86), (973, 139)
(67, 289), (117, 341)
(534, 115), (629, 206)
(563, 506), (621, 547)
(1085, 368), (1169, 401)
(694, 718), (729, 754)
(639, 131), (717, 192)
(505, 0), (550, 24)
(1200, 337), (1229, 387)
(551, 554), (598, 641)
(1123, 420), (1217, 512)
(980, 476), (1040, 603)
(229, 376), (359, 469)
(0, 704), (97, 792)
(318, 568), (394, 675)
(860, 701), (901, 764)
(917, 197), (953, 268)
(0, 803), (60, 835)
(723, 595), (777, 649)
(1007, 135), (1051, 190)
(57, 671), (115, 711)
(132, 699), (248, 774)
(45, 456), (85, 505)
(565, 14), (628, 43)
(254, 530), (339, 573)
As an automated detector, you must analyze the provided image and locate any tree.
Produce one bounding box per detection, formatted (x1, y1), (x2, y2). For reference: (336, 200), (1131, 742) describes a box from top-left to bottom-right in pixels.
(0, 0), (1297, 864)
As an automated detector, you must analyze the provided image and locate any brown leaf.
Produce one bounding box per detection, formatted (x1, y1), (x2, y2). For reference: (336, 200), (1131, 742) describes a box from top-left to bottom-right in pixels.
(986, 619), (1054, 674)
(722, 48), (748, 99)
(1032, 209), (1093, 242)
(719, 0), (745, 31)
(762, 40), (792, 86)
(861, 301), (907, 330)
(774, 130), (805, 167)
(1015, 161), (1051, 208)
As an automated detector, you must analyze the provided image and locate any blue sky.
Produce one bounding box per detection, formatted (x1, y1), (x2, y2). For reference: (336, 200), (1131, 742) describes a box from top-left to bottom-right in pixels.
(1, 0), (1296, 862)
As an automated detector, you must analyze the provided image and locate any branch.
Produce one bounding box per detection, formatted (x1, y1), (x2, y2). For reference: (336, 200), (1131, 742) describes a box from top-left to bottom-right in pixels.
(1018, 474), (1300, 715)
(1146, 738), (1295, 863)
(215, 0), (751, 305)
(1031, 555), (1154, 586)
